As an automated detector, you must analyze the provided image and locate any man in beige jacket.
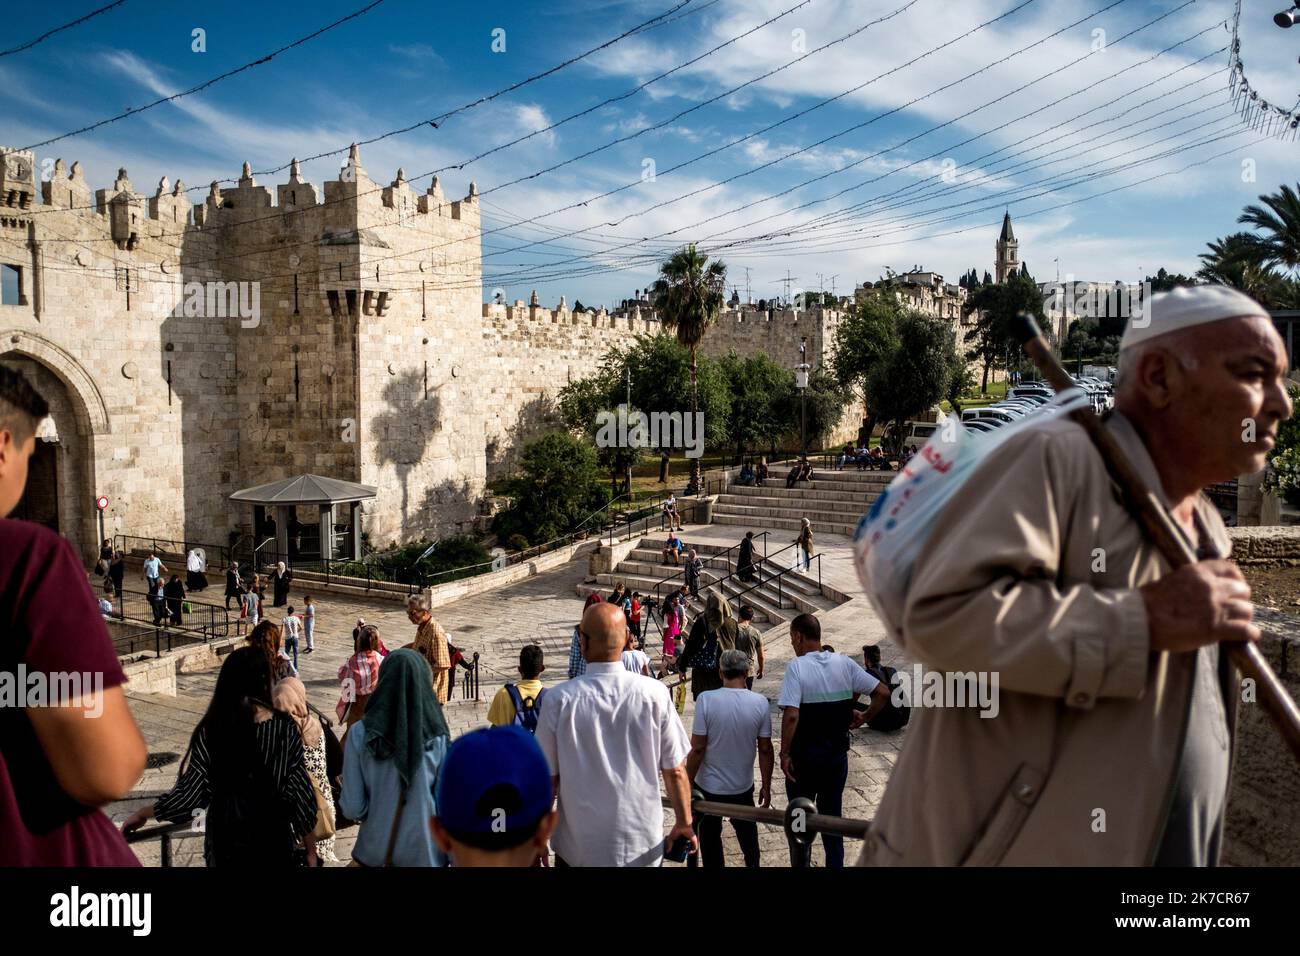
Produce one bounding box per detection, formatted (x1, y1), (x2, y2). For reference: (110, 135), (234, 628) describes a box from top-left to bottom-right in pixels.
(859, 285), (1293, 865)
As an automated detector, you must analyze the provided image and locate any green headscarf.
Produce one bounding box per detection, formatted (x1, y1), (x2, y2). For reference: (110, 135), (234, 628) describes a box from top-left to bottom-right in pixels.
(363, 648), (449, 788)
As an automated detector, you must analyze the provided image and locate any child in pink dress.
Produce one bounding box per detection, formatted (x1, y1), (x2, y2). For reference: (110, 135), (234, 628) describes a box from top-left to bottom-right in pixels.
(662, 598), (682, 659)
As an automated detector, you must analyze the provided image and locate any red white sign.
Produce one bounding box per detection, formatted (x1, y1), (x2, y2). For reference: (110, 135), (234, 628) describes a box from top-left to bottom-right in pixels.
(95, 496), (109, 511)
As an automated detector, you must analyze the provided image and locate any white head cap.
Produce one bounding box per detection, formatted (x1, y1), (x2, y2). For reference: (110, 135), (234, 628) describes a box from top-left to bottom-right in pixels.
(1120, 284), (1269, 353)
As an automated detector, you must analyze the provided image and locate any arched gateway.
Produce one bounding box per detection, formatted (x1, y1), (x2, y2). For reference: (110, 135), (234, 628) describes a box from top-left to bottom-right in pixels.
(0, 330), (110, 557)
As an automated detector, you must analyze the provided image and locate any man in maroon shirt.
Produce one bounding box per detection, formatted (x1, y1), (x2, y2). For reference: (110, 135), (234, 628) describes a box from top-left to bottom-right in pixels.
(0, 366), (147, 865)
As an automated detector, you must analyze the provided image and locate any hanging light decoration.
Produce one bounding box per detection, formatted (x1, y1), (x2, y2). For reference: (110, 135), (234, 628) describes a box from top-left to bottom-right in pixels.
(1228, 0), (1300, 141)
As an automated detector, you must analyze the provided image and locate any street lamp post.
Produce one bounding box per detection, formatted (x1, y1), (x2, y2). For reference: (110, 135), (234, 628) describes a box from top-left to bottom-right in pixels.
(796, 336), (810, 457)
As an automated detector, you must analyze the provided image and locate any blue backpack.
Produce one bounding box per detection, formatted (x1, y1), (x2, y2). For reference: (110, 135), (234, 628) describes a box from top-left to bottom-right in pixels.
(505, 684), (546, 734)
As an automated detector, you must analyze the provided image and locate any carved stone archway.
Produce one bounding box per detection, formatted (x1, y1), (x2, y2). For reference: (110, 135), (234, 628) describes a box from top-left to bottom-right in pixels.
(0, 329), (111, 436)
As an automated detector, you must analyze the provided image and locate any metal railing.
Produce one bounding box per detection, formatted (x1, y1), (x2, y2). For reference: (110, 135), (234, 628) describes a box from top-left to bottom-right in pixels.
(645, 532), (771, 610)
(123, 820), (195, 867)
(115, 533), (233, 570)
(731, 539), (823, 605)
(109, 587), (233, 653)
(604, 497), (702, 546)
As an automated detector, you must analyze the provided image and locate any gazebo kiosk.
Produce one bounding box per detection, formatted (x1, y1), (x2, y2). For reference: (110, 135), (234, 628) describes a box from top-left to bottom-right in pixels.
(229, 474), (377, 565)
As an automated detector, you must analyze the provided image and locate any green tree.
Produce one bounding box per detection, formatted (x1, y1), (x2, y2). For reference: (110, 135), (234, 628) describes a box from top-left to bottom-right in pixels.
(619, 333), (731, 452)
(651, 244), (728, 494)
(868, 314), (960, 454)
(557, 333), (731, 487)
(831, 289), (903, 439)
(962, 271), (1046, 393)
(798, 366), (852, 451)
(490, 432), (609, 546)
(1143, 267), (1195, 292)
(718, 350), (790, 457)
(556, 367), (641, 499)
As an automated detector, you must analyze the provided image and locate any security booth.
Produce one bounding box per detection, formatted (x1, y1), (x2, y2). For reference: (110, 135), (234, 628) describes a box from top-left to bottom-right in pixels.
(229, 474), (377, 566)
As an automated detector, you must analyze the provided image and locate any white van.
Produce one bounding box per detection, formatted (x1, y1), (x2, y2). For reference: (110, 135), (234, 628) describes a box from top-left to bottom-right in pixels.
(900, 420), (939, 452)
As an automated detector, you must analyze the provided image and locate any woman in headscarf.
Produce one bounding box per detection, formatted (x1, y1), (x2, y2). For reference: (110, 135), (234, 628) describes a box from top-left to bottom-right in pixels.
(737, 531), (757, 583)
(273, 677), (338, 865)
(337, 624), (384, 739)
(795, 518), (815, 572)
(224, 562), (243, 610)
(164, 573), (186, 626)
(272, 561), (293, 608)
(122, 647), (319, 867)
(338, 649), (450, 867)
(186, 548), (209, 592)
(678, 591), (738, 700)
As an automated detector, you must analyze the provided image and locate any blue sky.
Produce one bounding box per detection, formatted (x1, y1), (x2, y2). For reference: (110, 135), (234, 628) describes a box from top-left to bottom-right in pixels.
(3, 0), (1298, 309)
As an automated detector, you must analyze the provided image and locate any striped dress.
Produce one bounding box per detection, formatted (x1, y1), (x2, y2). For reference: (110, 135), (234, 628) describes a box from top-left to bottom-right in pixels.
(154, 712), (318, 867)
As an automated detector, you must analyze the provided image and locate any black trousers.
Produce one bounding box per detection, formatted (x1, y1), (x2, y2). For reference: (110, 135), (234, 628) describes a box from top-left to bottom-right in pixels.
(689, 786), (760, 868)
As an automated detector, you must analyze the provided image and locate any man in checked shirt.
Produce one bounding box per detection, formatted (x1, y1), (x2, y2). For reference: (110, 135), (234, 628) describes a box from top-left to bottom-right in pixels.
(408, 593), (451, 703)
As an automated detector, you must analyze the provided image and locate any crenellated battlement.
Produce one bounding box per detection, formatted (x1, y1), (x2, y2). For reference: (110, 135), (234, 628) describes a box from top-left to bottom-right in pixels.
(17, 142), (480, 235)
(482, 289), (664, 333)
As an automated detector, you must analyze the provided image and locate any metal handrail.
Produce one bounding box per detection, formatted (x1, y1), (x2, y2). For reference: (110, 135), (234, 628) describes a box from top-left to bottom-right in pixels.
(648, 532), (771, 609)
(123, 820), (195, 868)
(114, 533), (232, 570)
(110, 586), (233, 650)
(724, 541), (823, 610)
(604, 496), (701, 546)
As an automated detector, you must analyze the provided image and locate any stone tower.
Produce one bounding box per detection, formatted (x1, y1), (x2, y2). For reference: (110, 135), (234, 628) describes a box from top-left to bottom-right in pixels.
(995, 210), (1019, 283)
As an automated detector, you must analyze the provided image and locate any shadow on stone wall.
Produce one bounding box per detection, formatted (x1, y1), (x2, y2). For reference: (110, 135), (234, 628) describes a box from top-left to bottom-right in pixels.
(370, 368), (442, 536)
(486, 394), (557, 482)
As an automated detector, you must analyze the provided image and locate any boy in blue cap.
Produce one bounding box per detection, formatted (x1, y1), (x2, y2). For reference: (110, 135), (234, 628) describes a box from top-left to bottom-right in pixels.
(431, 726), (557, 867)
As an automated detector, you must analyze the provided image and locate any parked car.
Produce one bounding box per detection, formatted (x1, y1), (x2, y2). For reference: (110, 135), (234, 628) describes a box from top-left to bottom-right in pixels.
(1009, 386), (1053, 402)
(971, 409), (1021, 425)
(963, 419), (999, 434)
(1006, 391), (1051, 405)
(899, 420), (939, 452)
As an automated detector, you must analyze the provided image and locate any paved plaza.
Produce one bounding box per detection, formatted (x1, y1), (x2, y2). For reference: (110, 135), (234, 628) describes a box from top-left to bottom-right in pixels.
(114, 520), (905, 867)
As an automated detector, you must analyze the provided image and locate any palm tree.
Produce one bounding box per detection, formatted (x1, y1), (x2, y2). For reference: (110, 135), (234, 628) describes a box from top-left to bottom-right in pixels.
(1197, 232), (1300, 307)
(1238, 183), (1300, 274)
(651, 244), (727, 495)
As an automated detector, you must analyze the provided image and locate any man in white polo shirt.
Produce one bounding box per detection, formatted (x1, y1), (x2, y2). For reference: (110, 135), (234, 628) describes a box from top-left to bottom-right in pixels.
(536, 601), (695, 866)
(778, 613), (891, 868)
(686, 649), (773, 867)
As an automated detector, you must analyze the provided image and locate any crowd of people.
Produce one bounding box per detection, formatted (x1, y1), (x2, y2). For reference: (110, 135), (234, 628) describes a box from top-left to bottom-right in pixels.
(0, 362), (897, 869)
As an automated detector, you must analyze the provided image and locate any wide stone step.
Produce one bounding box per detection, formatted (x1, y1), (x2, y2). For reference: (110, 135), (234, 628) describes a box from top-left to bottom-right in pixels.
(727, 484), (879, 503)
(713, 512), (861, 537)
(717, 494), (869, 515)
(749, 476), (891, 494)
(580, 577), (786, 624)
(715, 502), (869, 527)
(633, 546), (823, 589)
(767, 465), (895, 484)
(610, 559), (830, 616)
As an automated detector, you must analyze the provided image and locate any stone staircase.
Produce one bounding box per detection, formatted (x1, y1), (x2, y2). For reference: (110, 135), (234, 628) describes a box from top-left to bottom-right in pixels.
(712, 465), (892, 536)
(577, 535), (840, 637)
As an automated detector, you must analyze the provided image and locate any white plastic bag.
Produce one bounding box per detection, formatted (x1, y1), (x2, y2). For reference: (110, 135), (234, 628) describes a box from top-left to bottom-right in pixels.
(853, 389), (1091, 635)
